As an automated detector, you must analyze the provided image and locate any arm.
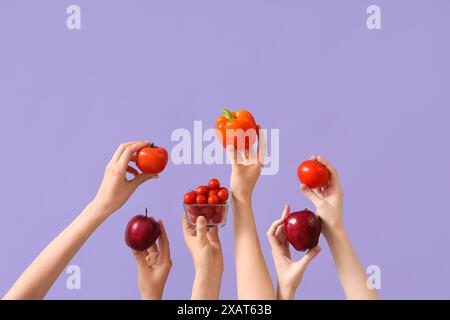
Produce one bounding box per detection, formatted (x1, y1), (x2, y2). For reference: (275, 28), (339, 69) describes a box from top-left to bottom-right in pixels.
(266, 205), (320, 300)
(132, 220), (172, 300)
(300, 156), (379, 300)
(3, 141), (155, 300)
(227, 127), (276, 299)
(182, 216), (223, 300)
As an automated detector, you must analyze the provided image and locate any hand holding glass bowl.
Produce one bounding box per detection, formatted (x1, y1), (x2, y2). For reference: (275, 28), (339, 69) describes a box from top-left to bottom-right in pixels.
(183, 179), (230, 227)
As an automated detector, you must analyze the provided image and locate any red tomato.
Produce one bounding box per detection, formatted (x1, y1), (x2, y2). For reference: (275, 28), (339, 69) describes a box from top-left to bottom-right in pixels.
(196, 194), (207, 204)
(297, 160), (330, 188)
(196, 186), (210, 196)
(184, 191), (197, 204)
(208, 178), (220, 190)
(217, 188), (229, 202)
(211, 211), (223, 224)
(200, 206), (215, 222)
(208, 195), (220, 205)
(208, 189), (218, 197)
(188, 212), (198, 224)
(215, 206), (225, 216)
(187, 206), (200, 223)
(135, 144), (168, 174)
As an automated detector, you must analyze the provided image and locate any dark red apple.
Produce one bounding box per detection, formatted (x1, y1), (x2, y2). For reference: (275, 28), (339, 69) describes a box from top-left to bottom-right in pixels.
(283, 209), (321, 251)
(125, 208), (160, 251)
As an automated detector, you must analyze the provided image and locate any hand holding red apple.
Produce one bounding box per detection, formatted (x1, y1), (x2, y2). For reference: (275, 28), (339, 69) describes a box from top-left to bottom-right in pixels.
(125, 208), (161, 251)
(130, 219), (172, 300)
(266, 205), (321, 300)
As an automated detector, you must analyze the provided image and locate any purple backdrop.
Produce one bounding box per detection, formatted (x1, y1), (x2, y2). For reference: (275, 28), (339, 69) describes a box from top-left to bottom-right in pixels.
(1, 0), (449, 299)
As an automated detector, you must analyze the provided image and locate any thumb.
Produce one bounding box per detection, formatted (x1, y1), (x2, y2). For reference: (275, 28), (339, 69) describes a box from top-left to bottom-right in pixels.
(296, 246), (321, 270)
(300, 184), (321, 207)
(196, 216), (208, 246)
(130, 173), (157, 189)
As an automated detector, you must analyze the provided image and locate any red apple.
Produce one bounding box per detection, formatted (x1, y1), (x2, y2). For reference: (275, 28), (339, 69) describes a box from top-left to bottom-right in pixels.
(125, 208), (160, 251)
(283, 209), (321, 251)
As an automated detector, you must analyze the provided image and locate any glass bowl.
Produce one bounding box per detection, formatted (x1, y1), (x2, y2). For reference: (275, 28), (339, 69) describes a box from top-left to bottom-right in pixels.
(183, 202), (229, 228)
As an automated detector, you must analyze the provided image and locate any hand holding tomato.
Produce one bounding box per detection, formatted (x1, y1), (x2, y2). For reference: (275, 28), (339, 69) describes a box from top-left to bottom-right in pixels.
(215, 108), (258, 150)
(94, 141), (158, 216)
(136, 143), (168, 174)
(297, 159), (330, 189)
(299, 156), (344, 236)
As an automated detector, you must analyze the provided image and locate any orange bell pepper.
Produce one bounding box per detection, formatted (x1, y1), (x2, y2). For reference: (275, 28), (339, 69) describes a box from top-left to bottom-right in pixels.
(215, 108), (258, 149)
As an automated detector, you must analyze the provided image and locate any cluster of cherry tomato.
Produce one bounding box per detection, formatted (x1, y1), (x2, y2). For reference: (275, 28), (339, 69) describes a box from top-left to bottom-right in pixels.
(183, 179), (229, 205)
(183, 179), (230, 224)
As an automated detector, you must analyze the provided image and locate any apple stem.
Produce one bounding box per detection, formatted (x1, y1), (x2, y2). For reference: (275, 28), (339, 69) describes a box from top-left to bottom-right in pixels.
(145, 207), (148, 217)
(222, 108), (235, 120)
(149, 143), (157, 148)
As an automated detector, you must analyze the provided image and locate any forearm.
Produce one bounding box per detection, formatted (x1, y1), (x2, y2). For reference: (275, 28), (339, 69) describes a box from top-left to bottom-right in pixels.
(191, 269), (222, 300)
(3, 201), (108, 300)
(233, 196), (276, 299)
(325, 228), (379, 300)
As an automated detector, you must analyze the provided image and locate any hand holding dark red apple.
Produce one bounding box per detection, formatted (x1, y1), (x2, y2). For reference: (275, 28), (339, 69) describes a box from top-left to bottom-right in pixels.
(283, 209), (321, 252)
(125, 208), (161, 251)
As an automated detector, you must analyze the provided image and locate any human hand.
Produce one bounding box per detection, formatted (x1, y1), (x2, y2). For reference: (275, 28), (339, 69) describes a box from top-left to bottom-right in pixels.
(226, 126), (266, 202)
(93, 141), (158, 216)
(182, 216), (223, 299)
(132, 220), (172, 300)
(267, 205), (321, 300)
(300, 156), (344, 237)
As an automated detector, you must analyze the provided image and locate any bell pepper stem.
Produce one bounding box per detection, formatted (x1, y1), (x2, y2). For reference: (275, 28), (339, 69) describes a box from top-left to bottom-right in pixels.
(222, 108), (234, 120)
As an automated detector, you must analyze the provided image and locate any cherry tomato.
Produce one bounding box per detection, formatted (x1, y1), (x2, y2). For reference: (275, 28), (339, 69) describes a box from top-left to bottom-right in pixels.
(211, 211), (223, 224)
(196, 186), (210, 196)
(196, 194), (207, 204)
(215, 206), (225, 216)
(200, 206), (215, 222)
(208, 178), (220, 190)
(187, 206), (200, 223)
(208, 195), (220, 205)
(297, 160), (330, 189)
(217, 188), (229, 202)
(135, 143), (168, 174)
(208, 189), (218, 197)
(184, 191), (197, 204)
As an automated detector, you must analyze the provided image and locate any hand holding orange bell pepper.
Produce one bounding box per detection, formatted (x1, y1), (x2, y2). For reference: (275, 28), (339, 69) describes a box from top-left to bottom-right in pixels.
(215, 108), (258, 150)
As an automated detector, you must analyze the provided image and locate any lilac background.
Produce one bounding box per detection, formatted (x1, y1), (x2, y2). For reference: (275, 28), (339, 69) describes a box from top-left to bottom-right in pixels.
(1, 0), (449, 299)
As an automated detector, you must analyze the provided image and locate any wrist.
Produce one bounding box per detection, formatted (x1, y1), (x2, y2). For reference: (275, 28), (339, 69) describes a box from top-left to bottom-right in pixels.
(195, 266), (223, 279)
(89, 198), (114, 219)
(141, 291), (162, 300)
(231, 193), (252, 208)
(277, 284), (296, 300)
(323, 223), (347, 241)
